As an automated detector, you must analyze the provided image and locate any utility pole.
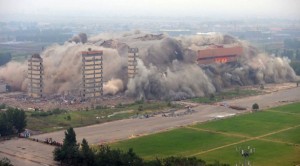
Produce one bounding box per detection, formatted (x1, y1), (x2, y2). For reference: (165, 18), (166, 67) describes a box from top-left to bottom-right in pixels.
(235, 146), (255, 166)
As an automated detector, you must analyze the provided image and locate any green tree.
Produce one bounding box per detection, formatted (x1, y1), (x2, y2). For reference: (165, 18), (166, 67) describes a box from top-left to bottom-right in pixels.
(252, 103), (259, 111)
(0, 108), (26, 136)
(0, 53), (12, 66)
(80, 139), (94, 166)
(0, 113), (14, 136)
(144, 156), (228, 166)
(6, 108), (26, 133)
(207, 160), (230, 166)
(52, 129), (230, 166)
(64, 127), (77, 146)
(0, 157), (13, 166)
(122, 148), (144, 166)
(54, 127), (80, 165)
(0, 104), (6, 109)
(94, 145), (143, 166)
(13, 109), (26, 133)
(160, 156), (206, 166)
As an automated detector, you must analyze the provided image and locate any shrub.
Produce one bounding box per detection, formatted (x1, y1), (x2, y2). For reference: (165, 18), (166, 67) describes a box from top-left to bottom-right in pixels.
(138, 105), (143, 112)
(31, 108), (66, 117)
(0, 104), (6, 109)
(0, 157), (13, 166)
(96, 105), (107, 110)
(252, 103), (259, 111)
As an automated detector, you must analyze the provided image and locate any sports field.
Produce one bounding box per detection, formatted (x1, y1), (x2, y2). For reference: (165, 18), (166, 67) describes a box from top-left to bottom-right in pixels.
(111, 102), (300, 165)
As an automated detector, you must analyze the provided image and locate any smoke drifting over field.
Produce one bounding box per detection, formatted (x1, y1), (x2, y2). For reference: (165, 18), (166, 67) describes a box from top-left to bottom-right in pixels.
(0, 32), (297, 100)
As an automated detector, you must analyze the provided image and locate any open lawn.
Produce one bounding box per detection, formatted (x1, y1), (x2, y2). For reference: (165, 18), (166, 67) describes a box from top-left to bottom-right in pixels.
(110, 102), (300, 165)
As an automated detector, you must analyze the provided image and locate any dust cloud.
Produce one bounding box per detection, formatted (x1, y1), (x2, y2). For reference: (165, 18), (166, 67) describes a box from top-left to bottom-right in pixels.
(0, 32), (297, 100)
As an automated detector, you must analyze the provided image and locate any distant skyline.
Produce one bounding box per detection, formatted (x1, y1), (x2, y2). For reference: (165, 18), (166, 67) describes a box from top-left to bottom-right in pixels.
(0, 0), (300, 21)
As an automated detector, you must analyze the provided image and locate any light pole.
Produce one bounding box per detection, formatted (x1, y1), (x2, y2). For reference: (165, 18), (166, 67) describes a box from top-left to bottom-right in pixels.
(236, 146), (255, 166)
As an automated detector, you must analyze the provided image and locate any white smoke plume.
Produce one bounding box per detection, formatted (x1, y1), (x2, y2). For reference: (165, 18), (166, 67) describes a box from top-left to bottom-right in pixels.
(104, 79), (124, 95)
(0, 32), (297, 100)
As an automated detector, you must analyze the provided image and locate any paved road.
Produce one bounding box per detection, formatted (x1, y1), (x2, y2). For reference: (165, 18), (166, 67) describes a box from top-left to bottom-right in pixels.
(1, 86), (299, 166)
(224, 86), (300, 109)
(33, 105), (240, 144)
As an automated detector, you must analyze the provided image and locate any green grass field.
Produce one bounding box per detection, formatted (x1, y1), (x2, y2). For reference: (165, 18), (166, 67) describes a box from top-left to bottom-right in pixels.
(26, 101), (181, 132)
(272, 102), (300, 114)
(197, 140), (300, 166)
(110, 102), (300, 166)
(111, 128), (243, 160)
(194, 111), (300, 137)
(264, 126), (300, 144)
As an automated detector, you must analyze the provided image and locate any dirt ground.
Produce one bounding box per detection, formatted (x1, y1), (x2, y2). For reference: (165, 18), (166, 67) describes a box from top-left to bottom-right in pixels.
(0, 92), (134, 111)
(0, 83), (299, 166)
(0, 138), (57, 166)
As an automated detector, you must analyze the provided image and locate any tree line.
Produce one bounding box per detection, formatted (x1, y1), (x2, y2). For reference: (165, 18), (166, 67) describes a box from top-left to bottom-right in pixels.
(0, 53), (11, 66)
(54, 127), (229, 166)
(0, 105), (27, 137)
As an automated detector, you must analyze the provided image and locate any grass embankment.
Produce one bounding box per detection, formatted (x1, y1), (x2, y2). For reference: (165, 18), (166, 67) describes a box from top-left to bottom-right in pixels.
(27, 101), (182, 133)
(190, 89), (259, 103)
(110, 102), (300, 166)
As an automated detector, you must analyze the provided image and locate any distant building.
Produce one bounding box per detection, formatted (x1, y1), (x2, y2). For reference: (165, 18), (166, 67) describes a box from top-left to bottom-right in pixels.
(28, 54), (44, 98)
(81, 49), (103, 100)
(197, 44), (243, 64)
(128, 47), (139, 79)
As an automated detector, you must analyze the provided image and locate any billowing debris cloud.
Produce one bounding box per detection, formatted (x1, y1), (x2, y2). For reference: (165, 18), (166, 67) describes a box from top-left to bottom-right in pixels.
(0, 32), (297, 100)
(68, 33), (88, 44)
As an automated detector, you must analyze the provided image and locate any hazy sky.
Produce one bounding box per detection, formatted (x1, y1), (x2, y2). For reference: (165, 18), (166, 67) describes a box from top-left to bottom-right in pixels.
(0, 0), (299, 20)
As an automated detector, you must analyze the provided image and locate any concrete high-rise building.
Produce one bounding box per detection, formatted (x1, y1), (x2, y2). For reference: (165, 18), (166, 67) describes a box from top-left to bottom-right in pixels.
(128, 47), (138, 79)
(81, 49), (103, 100)
(28, 54), (43, 98)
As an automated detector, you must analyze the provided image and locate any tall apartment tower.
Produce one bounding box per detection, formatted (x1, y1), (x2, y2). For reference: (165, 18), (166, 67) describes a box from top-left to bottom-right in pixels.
(81, 49), (103, 100)
(28, 54), (43, 98)
(128, 47), (138, 79)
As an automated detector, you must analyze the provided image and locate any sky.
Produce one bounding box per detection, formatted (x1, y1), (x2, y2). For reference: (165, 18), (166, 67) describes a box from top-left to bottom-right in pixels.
(0, 0), (299, 21)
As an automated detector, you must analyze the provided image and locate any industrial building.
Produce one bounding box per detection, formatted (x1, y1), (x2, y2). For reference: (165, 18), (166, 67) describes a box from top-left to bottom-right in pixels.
(197, 44), (243, 64)
(128, 47), (139, 78)
(28, 54), (44, 98)
(81, 49), (103, 100)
